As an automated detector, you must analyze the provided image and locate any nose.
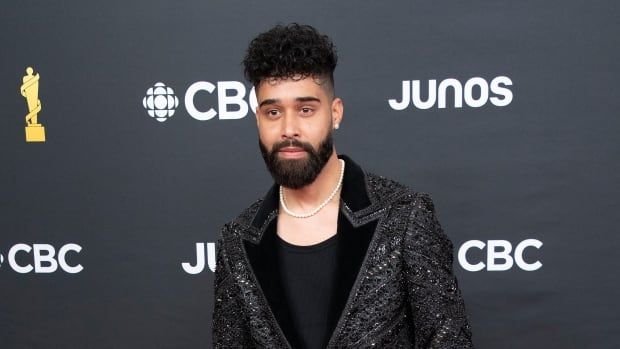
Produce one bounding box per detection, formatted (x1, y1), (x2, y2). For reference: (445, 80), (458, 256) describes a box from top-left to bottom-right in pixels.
(281, 113), (300, 140)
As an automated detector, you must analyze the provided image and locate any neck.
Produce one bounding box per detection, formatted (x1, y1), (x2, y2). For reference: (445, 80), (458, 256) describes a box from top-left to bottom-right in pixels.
(281, 150), (342, 211)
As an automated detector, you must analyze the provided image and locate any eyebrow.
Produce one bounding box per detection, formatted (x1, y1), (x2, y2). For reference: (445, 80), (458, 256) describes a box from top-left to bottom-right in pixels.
(258, 96), (321, 108)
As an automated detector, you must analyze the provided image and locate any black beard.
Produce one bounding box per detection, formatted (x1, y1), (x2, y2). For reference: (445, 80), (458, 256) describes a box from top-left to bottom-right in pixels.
(258, 131), (334, 189)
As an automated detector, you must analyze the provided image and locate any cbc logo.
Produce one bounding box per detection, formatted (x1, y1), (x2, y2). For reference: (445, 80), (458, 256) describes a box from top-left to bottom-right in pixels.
(142, 82), (180, 122)
(142, 81), (258, 123)
(388, 76), (513, 110)
(0, 243), (83, 274)
(458, 239), (542, 272)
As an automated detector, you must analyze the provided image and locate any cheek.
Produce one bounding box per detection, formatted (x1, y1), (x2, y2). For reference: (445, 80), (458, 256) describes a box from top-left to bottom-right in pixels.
(258, 125), (278, 147)
(309, 115), (331, 134)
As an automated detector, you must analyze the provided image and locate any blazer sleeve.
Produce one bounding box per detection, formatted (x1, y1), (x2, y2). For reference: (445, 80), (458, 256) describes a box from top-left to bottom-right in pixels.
(212, 224), (252, 348)
(403, 192), (475, 349)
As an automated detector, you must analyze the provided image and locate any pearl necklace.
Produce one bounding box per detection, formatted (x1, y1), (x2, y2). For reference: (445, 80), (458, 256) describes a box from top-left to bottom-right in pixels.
(279, 159), (345, 218)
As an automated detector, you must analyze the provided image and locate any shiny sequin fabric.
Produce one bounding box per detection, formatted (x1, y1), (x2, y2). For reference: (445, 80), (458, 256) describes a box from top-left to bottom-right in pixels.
(213, 155), (474, 348)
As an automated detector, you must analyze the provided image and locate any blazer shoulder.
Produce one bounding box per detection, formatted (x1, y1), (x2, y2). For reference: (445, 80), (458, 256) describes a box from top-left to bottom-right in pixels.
(218, 198), (263, 239)
(364, 171), (409, 202)
(234, 198), (263, 225)
(364, 171), (433, 208)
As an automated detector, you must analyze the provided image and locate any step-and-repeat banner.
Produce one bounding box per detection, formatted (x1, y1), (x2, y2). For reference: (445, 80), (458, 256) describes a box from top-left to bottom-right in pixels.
(1, 1), (618, 348)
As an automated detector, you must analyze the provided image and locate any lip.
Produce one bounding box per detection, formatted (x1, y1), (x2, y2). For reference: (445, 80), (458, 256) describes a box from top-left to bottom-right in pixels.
(279, 147), (305, 152)
(278, 147), (306, 158)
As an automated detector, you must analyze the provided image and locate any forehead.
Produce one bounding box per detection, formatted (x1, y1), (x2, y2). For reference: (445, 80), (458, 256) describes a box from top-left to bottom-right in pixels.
(256, 75), (328, 103)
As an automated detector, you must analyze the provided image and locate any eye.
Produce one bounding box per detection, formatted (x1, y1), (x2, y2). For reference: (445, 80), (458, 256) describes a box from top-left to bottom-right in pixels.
(300, 107), (314, 116)
(266, 109), (280, 117)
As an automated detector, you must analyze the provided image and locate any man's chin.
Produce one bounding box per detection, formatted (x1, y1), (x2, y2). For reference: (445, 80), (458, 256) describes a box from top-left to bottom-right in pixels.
(273, 157), (309, 170)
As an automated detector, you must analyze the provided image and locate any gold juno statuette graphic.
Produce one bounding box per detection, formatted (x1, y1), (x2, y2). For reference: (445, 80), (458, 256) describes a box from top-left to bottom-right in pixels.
(20, 66), (46, 142)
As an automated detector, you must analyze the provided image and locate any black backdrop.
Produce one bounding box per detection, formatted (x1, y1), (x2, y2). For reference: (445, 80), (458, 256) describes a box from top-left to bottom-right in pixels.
(1, 1), (619, 348)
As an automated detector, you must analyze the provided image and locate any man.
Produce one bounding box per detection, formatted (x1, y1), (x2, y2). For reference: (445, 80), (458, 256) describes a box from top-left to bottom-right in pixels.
(212, 23), (474, 348)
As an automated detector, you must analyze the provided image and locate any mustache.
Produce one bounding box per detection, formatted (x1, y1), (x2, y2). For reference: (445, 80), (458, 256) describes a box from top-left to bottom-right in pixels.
(271, 138), (314, 154)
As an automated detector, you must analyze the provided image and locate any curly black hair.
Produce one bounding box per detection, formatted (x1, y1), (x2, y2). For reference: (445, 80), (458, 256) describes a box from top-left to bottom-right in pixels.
(242, 23), (338, 97)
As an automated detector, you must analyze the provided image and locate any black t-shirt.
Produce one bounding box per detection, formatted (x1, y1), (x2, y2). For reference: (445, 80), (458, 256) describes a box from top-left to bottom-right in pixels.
(276, 232), (340, 349)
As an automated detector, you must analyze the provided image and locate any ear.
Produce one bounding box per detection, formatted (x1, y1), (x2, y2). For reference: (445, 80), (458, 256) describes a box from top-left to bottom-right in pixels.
(331, 97), (343, 126)
(254, 84), (261, 128)
(255, 106), (260, 127)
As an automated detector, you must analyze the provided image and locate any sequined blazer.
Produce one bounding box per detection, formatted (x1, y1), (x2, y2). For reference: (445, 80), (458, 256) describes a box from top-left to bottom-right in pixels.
(213, 154), (475, 348)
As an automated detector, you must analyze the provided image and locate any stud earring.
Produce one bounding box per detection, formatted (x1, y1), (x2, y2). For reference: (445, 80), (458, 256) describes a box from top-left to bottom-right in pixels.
(334, 123), (339, 129)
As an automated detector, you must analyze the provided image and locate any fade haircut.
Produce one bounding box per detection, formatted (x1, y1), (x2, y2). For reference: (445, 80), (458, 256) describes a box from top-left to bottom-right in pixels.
(242, 23), (338, 99)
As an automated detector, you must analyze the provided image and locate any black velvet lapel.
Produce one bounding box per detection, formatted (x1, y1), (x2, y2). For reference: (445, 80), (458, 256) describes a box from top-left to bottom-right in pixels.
(242, 154), (380, 348)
